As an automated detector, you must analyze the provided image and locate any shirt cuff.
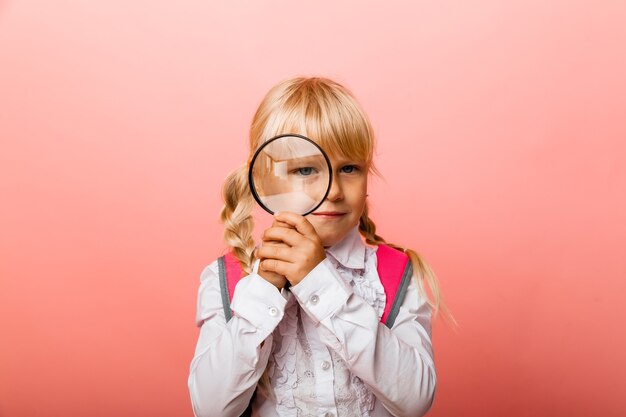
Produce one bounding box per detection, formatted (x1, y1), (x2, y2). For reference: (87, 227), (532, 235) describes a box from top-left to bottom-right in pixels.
(290, 258), (353, 324)
(231, 266), (287, 336)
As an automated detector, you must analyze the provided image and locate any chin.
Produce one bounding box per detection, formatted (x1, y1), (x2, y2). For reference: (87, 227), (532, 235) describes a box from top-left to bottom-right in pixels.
(317, 233), (337, 248)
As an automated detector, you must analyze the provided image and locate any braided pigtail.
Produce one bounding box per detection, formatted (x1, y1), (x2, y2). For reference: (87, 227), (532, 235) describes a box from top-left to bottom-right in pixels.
(359, 203), (458, 328)
(219, 164), (256, 274)
(220, 164), (277, 400)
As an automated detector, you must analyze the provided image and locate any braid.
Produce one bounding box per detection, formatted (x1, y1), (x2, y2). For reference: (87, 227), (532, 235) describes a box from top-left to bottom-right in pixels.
(359, 203), (458, 327)
(219, 164), (256, 274)
(219, 164), (276, 400)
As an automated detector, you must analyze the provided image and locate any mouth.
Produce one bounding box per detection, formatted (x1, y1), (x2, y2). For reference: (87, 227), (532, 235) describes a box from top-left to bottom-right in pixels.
(312, 211), (346, 218)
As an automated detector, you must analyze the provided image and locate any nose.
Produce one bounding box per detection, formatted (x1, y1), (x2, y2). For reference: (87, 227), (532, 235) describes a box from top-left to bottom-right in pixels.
(325, 173), (344, 201)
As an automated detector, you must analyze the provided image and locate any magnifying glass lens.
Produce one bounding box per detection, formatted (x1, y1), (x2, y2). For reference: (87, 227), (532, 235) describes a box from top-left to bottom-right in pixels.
(249, 135), (331, 215)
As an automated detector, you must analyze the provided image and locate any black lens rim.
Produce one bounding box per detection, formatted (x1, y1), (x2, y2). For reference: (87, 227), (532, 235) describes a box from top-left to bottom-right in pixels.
(247, 133), (333, 216)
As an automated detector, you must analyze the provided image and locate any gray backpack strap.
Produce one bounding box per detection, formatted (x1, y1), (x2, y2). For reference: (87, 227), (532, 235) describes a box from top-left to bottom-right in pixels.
(217, 255), (233, 322)
(384, 261), (414, 329)
(218, 255), (255, 417)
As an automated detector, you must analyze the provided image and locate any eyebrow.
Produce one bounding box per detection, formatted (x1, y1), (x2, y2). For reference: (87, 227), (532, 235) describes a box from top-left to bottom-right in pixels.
(332, 159), (363, 166)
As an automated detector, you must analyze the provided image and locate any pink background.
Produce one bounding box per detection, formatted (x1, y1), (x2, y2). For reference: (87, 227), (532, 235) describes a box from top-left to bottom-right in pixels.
(1, 1), (625, 416)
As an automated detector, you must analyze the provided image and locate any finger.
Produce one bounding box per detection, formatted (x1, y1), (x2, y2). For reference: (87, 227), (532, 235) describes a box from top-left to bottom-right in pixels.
(256, 244), (292, 262)
(274, 211), (319, 242)
(260, 226), (291, 245)
(260, 240), (291, 253)
(271, 219), (293, 229)
(258, 239), (289, 260)
(260, 258), (292, 277)
(252, 240), (286, 259)
(261, 239), (289, 249)
(262, 226), (306, 247)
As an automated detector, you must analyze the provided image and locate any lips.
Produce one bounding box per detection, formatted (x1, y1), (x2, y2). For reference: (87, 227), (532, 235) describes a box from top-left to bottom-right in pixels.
(312, 211), (346, 217)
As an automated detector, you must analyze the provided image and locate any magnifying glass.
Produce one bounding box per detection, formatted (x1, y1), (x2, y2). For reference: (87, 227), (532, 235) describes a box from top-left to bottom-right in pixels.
(248, 134), (332, 216)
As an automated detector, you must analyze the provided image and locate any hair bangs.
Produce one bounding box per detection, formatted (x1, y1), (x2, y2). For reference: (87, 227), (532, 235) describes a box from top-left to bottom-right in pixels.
(250, 77), (378, 177)
(259, 89), (372, 164)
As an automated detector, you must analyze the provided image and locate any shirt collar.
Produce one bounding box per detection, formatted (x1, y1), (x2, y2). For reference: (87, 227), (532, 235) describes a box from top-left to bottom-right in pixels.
(324, 225), (367, 270)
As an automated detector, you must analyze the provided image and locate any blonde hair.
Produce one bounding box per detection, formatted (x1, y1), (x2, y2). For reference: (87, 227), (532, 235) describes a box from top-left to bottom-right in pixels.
(219, 76), (457, 398)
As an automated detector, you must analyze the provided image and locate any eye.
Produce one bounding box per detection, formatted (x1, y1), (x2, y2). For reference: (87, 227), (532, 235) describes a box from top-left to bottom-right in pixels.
(292, 166), (317, 176)
(340, 165), (359, 174)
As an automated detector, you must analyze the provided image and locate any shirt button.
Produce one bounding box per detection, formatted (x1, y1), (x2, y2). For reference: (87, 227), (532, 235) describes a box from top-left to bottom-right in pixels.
(268, 306), (278, 317)
(310, 294), (319, 305)
(321, 360), (330, 370)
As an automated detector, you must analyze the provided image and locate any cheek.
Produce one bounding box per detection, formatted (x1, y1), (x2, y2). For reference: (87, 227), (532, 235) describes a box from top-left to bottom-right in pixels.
(355, 179), (367, 202)
(347, 181), (368, 214)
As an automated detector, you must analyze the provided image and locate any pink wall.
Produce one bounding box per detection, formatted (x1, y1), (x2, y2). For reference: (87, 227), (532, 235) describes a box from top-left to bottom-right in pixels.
(1, 1), (625, 416)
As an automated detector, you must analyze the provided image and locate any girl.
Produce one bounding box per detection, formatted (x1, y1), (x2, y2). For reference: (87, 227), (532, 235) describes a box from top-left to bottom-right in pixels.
(188, 77), (452, 417)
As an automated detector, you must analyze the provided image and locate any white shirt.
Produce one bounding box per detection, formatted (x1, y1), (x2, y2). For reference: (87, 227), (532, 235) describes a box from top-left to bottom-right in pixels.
(188, 226), (436, 417)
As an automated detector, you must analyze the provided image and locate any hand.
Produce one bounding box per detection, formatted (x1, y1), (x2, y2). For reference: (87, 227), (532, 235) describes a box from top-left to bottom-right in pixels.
(255, 242), (289, 290)
(256, 211), (327, 286)
(255, 219), (291, 290)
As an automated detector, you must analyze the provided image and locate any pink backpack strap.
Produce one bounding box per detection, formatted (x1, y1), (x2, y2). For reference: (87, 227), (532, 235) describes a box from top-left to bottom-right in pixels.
(377, 244), (413, 328)
(218, 245), (413, 328)
(216, 252), (244, 322)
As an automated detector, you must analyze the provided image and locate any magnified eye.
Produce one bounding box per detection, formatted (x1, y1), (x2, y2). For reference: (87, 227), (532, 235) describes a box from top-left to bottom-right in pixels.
(291, 166), (318, 176)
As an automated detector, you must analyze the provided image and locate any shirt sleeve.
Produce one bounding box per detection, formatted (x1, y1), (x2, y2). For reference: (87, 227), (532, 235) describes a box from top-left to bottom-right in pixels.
(187, 259), (287, 417)
(289, 257), (437, 417)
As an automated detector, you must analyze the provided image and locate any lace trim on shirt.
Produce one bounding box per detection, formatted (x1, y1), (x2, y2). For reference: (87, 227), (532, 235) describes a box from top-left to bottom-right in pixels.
(267, 246), (385, 417)
(268, 295), (299, 417)
(292, 307), (318, 416)
(329, 348), (361, 417)
(325, 246), (385, 416)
